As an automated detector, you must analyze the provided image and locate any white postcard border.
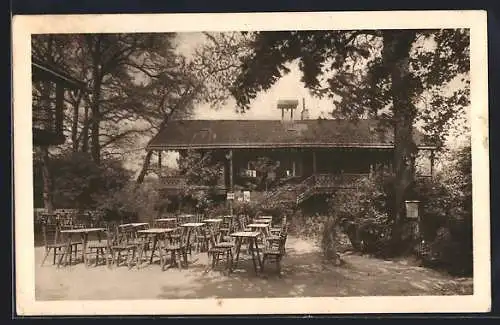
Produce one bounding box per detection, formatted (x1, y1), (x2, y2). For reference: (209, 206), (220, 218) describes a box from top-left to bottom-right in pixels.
(12, 10), (490, 315)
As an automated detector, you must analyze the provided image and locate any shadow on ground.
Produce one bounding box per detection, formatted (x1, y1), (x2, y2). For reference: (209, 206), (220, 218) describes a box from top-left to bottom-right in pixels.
(34, 236), (473, 300)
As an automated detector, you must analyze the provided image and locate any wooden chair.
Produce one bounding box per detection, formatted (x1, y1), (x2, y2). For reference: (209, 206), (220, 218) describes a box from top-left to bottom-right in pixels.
(160, 231), (189, 270)
(262, 232), (288, 274)
(109, 225), (141, 269)
(207, 227), (234, 273)
(238, 215), (252, 232)
(195, 227), (210, 252)
(86, 229), (114, 267)
(40, 222), (75, 267)
(270, 215), (287, 235)
(218, 216), (233, 242)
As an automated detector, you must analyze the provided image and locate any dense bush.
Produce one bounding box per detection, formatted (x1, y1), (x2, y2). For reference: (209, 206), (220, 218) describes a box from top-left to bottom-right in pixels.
(328, 172), (396, 257)
(96, 181), (160, 223)
(413, 146), (472, 275)
(288, 211), (328, 240)
(233, 200), (260, 219)
(34, 151), (132, 210)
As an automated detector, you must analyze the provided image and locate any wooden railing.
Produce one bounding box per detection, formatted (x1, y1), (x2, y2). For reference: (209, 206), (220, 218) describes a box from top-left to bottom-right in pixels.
(159, 176), (227, 193)
(296, 173), (369, 204)
(160, 176), (188, 188)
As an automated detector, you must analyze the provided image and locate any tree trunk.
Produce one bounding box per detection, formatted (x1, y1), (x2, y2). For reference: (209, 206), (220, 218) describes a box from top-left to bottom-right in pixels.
(89, 36), (103, 164)
(81, 103), (90, 153)
(71, 92), (82, 152)
(136, 150), (154, 185)
(382, 30), (418, 248)
(40, 146), (54, 213)
(90, 72), (102, 164)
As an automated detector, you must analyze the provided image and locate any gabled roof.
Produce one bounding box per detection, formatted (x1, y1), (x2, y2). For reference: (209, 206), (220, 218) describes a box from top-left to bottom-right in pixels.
(146, 119), (436, 150)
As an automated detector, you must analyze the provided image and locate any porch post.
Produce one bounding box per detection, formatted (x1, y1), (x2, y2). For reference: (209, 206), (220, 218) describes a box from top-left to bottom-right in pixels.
(229, 149), (234, 215)
(312, 150), (317, 174)
(55, 84), (65, 137)
(158, 150), (162, 169)
(430, 149), (435, 178)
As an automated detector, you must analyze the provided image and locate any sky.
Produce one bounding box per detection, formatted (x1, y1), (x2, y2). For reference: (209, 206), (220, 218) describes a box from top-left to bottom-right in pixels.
(174, 32), (334, 121)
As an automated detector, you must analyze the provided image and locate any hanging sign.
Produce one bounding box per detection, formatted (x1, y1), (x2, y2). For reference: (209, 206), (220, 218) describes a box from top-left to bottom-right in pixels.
(243, 191), (251, 202)
(405, 200), (420, 220)
(226, 192), (235, 200)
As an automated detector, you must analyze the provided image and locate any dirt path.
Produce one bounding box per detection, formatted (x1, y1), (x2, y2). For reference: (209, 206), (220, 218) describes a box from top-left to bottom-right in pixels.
(34, 236), (472, 300)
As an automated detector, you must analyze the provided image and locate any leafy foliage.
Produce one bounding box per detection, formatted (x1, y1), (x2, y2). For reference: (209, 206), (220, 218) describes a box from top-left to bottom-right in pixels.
(178, 150), (224, 187)
(96, 180), (160, 223)
(244, 156), (280, 191)
(37, 151), (131, 209)
(413, 145), (472, 275)
(329, 173), (396, 256)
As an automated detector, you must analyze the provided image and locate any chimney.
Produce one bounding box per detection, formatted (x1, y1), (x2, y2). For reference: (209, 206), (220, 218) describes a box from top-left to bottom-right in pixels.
(277, 99), (299, 122)
(301, 97), (310, 120)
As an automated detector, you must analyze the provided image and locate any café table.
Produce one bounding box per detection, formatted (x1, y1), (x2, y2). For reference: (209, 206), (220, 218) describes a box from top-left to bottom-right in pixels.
(180, 222), (206, 252)
(253, 219), (272, 225)
(154, 218), (177, 227)
(178, 214), (195, 219)
(59, 227), (106, 266)
(247, 223), (270, 233)
(136, 228), (175, 265)
(203, 218), (223, 223)
(230, 231), (262, 274)
(155, 218), (177, 222)
(203, 219), (223, 240)
(119, 222), (149, 229)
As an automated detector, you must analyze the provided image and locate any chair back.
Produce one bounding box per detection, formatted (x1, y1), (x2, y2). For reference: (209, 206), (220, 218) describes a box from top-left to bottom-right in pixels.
(279, 232), (288, 255)
(73, 212), (91, 228)
(281, 216), (288, 232)
(117, 224), (136, 244)
(220, 215), (233, 232)
(179, 228), (190, 248)
(42, 222), (62, 246)
(236, 215), (247, 231)
(206, 226), (219, 248)
(101, 228), (117, 248)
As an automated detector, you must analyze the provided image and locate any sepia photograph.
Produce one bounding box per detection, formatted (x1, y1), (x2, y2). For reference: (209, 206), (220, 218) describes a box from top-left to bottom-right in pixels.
(13, 11), (490, 315)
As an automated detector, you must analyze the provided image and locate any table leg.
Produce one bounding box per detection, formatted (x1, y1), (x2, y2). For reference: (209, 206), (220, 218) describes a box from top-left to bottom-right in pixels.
(254, 238), (262, 270)
(186, 228), (192, 255)
(57, 236), (71, 267)
(136, 234), (145, 268)
(149, 235), (158, 264)
(82, 233), (88, 266)
(250, 239), (258, 273)
(234, 237), (242, 268)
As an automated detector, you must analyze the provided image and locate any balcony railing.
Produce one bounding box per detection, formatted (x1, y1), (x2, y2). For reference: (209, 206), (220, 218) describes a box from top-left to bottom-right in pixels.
(160, 176), (188, 188)
(313, 173), (367, 189)
(296, 173), (369, 204)
(159, 176), (227, 193)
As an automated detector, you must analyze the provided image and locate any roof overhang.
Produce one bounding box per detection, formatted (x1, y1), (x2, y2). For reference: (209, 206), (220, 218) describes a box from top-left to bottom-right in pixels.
(32, 57), (88, 91)
(146, 143), (437, 151)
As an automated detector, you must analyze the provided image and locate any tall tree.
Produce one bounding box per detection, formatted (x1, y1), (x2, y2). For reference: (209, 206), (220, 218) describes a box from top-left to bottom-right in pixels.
(230, 29), (470, 244)
(134, 32), (252, 185)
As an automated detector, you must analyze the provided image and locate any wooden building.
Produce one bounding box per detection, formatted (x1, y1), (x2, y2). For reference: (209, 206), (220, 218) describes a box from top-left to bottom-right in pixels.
(32, 56), (87, 146)
(146, 101), (437, 208)
(32, 57), (87, 211)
